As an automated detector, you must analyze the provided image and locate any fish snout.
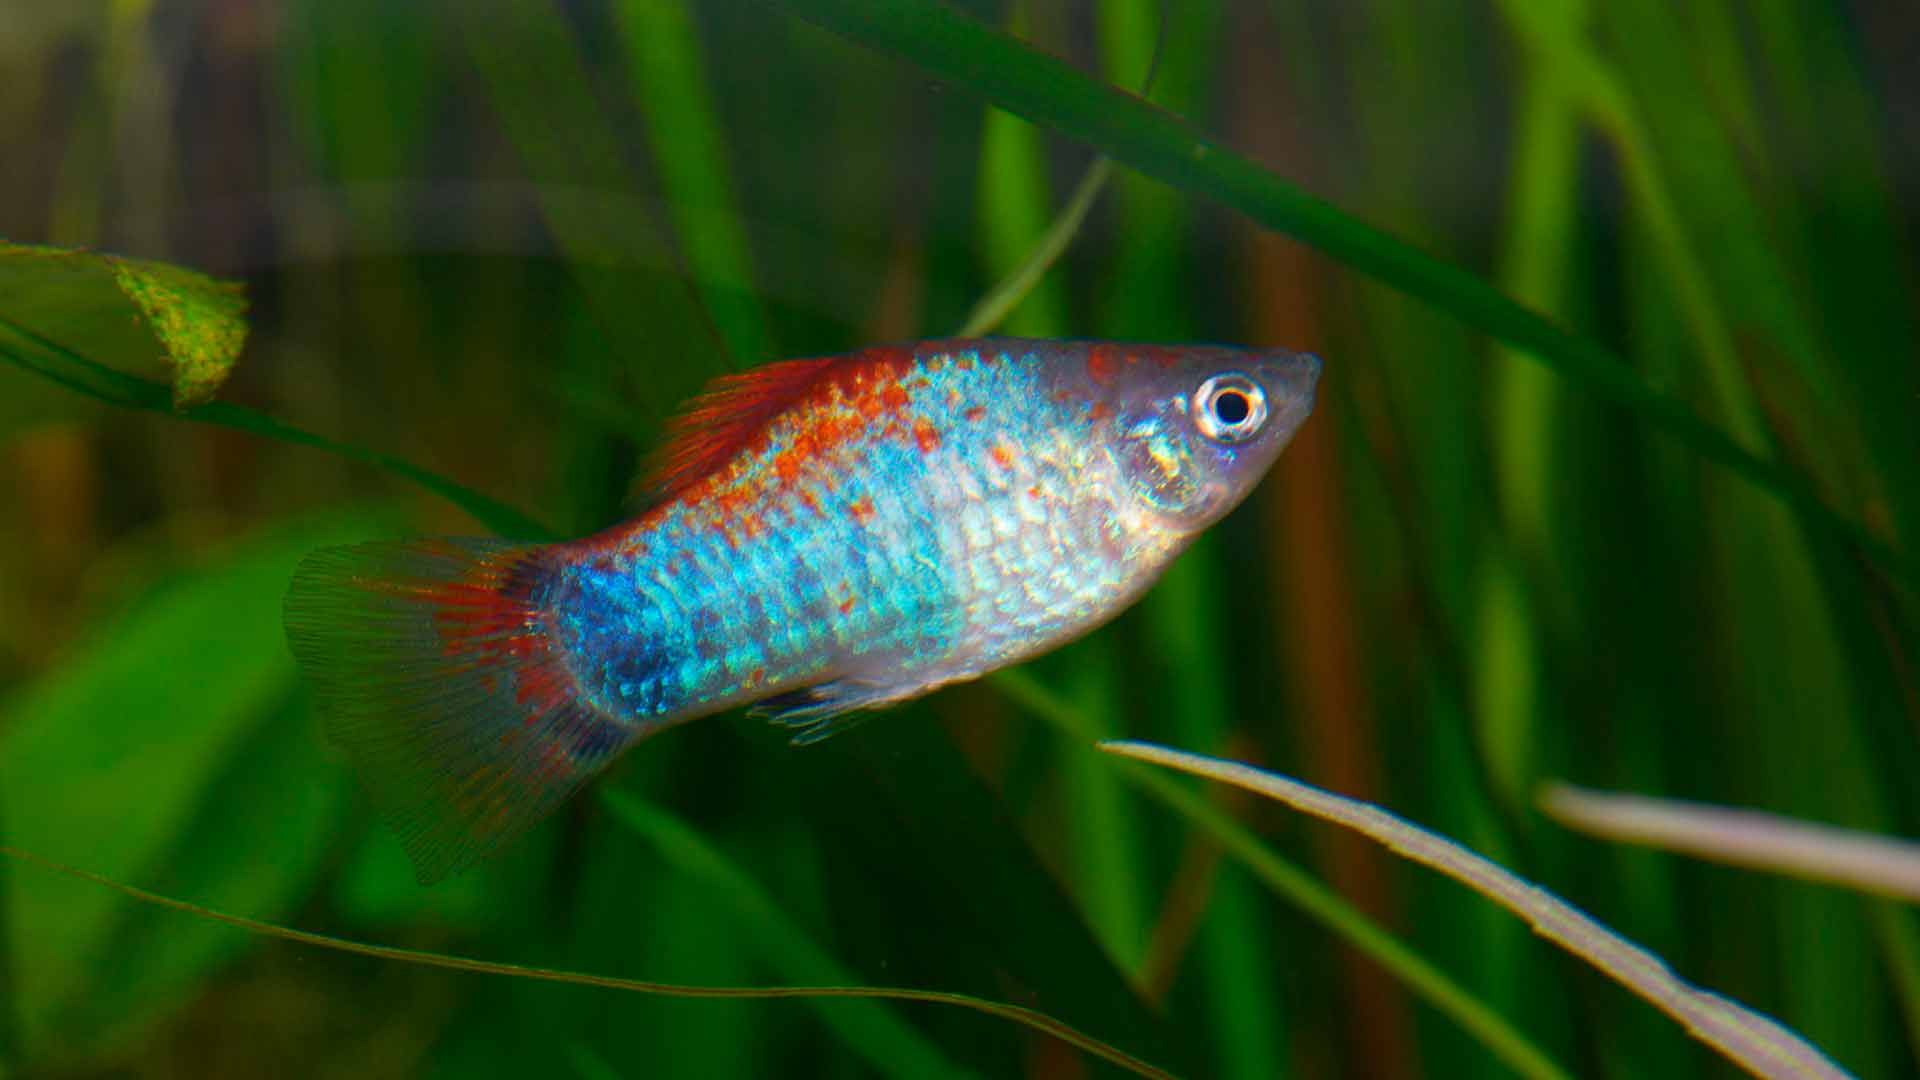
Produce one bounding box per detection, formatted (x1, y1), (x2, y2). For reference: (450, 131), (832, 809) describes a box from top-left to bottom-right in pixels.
(1259, 350), (1322, 414)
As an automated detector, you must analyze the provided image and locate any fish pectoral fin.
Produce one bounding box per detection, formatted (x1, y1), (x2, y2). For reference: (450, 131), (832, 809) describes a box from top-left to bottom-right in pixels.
(748, 676), (929, 745)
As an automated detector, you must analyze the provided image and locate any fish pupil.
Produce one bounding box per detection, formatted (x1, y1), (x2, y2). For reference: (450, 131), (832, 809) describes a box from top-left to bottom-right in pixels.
(1212, 389), (1251, 426)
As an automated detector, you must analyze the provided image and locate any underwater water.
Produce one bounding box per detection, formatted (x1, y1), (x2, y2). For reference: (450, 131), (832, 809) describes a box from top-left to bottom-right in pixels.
(2, 1), (1919, 1077)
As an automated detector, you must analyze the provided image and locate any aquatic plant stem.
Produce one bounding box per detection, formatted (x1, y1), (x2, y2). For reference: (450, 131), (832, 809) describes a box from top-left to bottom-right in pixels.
(0, 845), (1175, 1080)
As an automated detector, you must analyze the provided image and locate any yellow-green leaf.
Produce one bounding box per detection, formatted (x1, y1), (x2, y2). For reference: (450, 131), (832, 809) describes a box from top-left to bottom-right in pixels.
(104, 255), (248, 407)
(0, 241), (248, 409)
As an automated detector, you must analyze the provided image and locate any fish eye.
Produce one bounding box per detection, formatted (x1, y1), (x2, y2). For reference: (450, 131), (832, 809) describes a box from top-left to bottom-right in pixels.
(1192, 373), (1267, 444)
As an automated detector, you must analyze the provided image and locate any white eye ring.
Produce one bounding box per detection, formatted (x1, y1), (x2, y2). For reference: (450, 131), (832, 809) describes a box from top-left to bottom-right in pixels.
(1192, 373), (1268, 444)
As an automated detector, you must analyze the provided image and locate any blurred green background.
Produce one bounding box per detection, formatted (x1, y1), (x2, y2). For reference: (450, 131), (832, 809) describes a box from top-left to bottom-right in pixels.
(2, 0), (1918, 1077)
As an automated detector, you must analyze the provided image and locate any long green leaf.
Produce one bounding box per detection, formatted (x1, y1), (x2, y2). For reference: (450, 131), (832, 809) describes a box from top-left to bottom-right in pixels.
(600, 790), (973, 1079)
(449, 0), (729, 417)
(614, 0), (775, 364)
(54, 694), (351, 1054)
(0, 312), (551, 540)
(0, 804), (14, 1065)
(0, 515), (369, 1058)
(770, 0), (1907, 584)
(779, 711), (1190, 1072)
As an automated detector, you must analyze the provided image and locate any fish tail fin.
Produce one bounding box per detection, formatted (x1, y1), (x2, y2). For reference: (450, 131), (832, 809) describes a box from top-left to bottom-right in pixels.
(284, 538), (629, 883)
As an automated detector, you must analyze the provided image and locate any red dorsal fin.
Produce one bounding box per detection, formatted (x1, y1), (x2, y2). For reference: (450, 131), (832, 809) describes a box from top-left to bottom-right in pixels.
(641, 355), (842, 499)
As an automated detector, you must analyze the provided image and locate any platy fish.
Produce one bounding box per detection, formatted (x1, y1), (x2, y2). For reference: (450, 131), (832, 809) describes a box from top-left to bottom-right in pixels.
(285, 337), (1320, 881)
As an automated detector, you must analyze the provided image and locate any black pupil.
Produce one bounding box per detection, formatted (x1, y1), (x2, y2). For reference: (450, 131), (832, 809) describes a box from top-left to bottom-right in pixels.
(1212, 389), (1251, 426)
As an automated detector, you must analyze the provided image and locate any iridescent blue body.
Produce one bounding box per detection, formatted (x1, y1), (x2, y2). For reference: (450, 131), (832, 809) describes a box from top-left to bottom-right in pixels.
(552, 343), (1178, 733)
(286, 337), (1320, 881)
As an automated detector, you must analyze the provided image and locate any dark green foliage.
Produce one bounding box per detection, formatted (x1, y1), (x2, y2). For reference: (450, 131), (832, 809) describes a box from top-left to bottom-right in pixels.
(1, 1), (1915, 1076)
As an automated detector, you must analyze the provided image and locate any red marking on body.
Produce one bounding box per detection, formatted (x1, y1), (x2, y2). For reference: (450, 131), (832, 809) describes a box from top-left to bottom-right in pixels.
(1088, 401), (1113, 421)
(773, 445), (805, 484)
(591, 535), (647, 560)
(819, 412), (861, 447)
(638, 343), (1077, 554)
(1027, 485), (1043, 499)
(838, 596), (856, 615)
(1086, 345), (1120, 383)
(745, 666), (768, 690)
(639, 345), (918, 500)
(641, 356), (837, 498)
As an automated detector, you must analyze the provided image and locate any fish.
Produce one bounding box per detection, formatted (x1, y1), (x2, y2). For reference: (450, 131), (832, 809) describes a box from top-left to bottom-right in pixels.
(284, 337), (1321, 881)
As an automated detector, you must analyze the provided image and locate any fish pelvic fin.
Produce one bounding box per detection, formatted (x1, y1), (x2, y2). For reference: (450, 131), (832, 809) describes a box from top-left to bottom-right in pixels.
(749, 676), (930, 745)
(284, 538), (635, 884)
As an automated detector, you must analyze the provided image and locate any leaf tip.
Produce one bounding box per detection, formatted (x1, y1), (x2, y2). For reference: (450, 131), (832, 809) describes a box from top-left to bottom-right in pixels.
(105, 255), (251, 410)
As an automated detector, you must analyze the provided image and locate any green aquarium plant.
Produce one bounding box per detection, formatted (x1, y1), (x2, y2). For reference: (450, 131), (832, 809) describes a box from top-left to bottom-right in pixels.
(1, 1), (1914, 1077)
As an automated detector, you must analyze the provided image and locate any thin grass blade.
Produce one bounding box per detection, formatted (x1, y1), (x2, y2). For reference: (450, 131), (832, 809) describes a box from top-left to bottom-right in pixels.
(1540, 783), (1920, 903)
(1104, 739), (1852, 1080)
(956, 156), (1110, 338)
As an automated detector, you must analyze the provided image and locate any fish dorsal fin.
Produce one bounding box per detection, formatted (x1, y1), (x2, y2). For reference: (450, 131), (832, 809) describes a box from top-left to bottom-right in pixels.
(641, 356), (842, 498)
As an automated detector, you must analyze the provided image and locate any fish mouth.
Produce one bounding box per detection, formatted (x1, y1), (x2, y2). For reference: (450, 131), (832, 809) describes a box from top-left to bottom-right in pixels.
(1259, 351), (1322, 406)
(1261, 351), (1321, 430)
